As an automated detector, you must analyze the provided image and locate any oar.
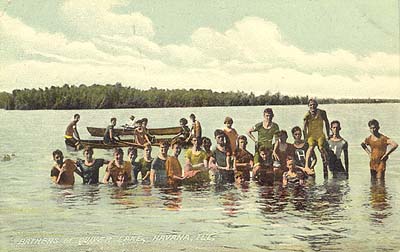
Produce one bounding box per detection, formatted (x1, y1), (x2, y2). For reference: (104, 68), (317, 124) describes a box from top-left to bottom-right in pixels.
(117, 140), (144, 149)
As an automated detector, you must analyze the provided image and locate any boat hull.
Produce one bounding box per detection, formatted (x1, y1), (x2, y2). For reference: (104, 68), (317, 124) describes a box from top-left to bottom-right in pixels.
(86, 126), (181, 137)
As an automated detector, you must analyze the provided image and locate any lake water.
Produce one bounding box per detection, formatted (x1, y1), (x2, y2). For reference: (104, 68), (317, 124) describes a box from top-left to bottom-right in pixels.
(0, 103), (399, 252)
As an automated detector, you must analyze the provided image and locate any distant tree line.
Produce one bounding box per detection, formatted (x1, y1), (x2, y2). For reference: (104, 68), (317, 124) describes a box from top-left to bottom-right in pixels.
(0, 83), (398, 110)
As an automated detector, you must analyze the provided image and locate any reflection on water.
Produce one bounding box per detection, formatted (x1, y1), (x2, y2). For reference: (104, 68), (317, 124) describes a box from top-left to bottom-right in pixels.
(220, 191), (242, 217)
(258, 185), (288, 216)
(109, 186), (137, 209)
(159, 187), (183, 211)
(80, 185), (101, 205)
(291, 178), (350, 252)
(369, 180), (391, 224)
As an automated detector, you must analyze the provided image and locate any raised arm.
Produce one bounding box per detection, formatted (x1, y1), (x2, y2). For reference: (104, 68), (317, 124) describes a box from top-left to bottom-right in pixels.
(247, 127), (257, 143)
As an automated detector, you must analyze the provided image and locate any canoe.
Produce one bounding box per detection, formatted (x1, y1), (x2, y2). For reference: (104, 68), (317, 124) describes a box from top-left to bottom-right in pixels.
(86, 126), (182, 137)
(70, 139), (144, 150)
(87, 127), (133, 137)
(148, 127), (182, 135)
(66, 137), (184, 150)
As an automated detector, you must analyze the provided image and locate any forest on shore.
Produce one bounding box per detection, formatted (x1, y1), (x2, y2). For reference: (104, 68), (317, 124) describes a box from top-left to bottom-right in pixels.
(0, 83), (398, 110)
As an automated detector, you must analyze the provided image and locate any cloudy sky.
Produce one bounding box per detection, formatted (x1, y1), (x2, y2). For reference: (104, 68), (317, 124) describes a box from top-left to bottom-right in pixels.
(0, 0), (398, 98)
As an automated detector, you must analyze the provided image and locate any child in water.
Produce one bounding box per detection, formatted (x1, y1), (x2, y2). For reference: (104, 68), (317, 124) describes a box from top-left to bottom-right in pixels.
(282, 156), (304, 187)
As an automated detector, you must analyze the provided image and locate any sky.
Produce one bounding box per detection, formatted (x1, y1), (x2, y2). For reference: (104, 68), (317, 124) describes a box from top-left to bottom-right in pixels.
(0, 0), (399, 98)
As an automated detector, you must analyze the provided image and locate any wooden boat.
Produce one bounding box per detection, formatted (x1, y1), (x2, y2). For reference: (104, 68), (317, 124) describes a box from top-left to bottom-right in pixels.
(66, 137), (184, 150)
(148, 127), (182, 135)
(86, 126), (182, 137)
(69, 139), (144, 150)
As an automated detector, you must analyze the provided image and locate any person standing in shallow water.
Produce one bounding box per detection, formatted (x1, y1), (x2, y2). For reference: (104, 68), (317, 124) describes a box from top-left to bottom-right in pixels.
(234, 135), (254, 183)
(361, 119), (398, 180)
(209, 130), (234, 184)
(327, 120), (349, 178)
(303, 98), (330, 177)
(51, 149), (80, 186)
(291, 126), (317, 177)
(184, 136), (209, 184)
(272, 130), (295, 173)
(138, 143), (153, 184)
(150, 141), (169, 187)
(128, 147), (140, 184)
(247, 108), (280, 166)
(103, 148), (132, 187)
(76, 147), (109, 184)
(166, 141), (184, 186)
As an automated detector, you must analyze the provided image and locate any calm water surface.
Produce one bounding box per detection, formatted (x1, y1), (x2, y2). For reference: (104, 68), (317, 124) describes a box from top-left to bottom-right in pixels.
(0, 104), (399, 252)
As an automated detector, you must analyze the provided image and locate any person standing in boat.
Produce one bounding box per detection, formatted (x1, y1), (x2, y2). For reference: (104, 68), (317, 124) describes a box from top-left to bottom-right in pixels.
(123, 115), (136, 129)
(76, 147), (109, 184)
(103, 117), (119, 144)
(129, 115), (136, 127)
(247, 108), (280, 166)
(103, 148), (133, 187)
(51, 149), (80, 186)
(141, 118), (155, 143)
(291, 126), (317, 177)
(327, 120), (349, 178)
(361, 119), (398, 180)
(189, 113), (202, 143)
(64, 114), (81, 150)
(150, 141), (169, 187)
(133, 119), (151, 145)
(174, 118), (191, 146)
(303, 98), (330, 177)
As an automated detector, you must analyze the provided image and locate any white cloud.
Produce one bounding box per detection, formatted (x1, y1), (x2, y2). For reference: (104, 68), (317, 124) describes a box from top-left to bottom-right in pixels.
(60, 0), (155, 39)
(190, 17), (399, 77)
(0, 10), (398, 99)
